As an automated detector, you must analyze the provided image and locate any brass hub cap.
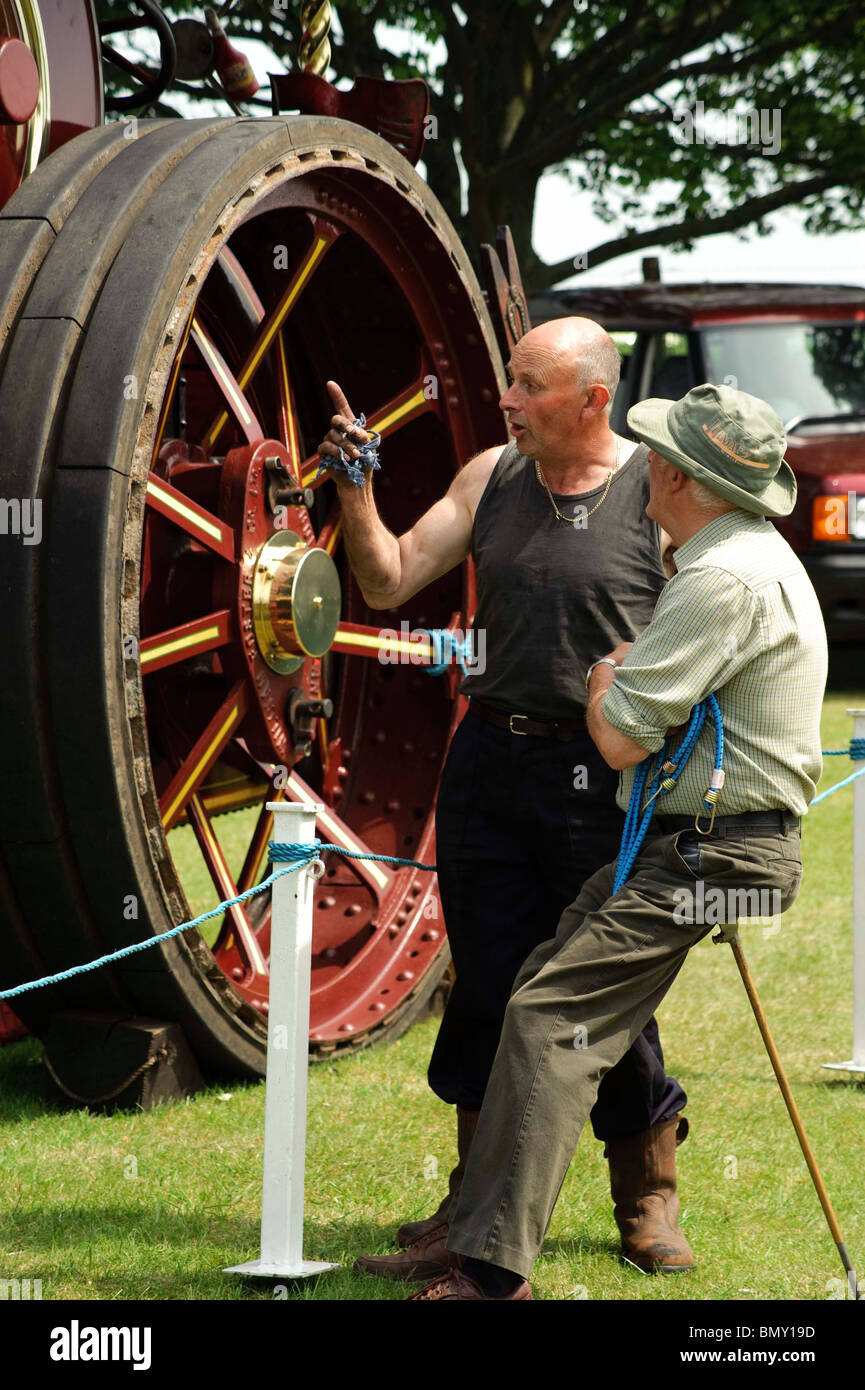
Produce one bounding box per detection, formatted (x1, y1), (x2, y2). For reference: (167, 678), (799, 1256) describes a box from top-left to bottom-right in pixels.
(252, 531), (341, 674)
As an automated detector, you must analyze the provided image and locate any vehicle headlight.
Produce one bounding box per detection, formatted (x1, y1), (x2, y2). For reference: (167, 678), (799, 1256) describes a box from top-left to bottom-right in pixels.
(813, 492), (865, 542)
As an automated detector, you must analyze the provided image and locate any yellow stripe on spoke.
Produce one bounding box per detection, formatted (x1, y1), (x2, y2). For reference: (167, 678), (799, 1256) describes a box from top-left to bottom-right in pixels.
(192, 798), (267, 975)
(372, 386), (427, 436)
(287, 775), (390, 890)
(163, 705), (241, 828)
(146, 480), (224, 543)
(323, 519), (342, 555)
(141, 625), (220, 668)
(203, 237), (329, 450)
(240, 237), (329, 386)
(335, 629), (435, 659)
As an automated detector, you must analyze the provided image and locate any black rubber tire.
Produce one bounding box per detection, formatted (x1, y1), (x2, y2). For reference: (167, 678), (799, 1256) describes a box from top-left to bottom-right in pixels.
(0, 119), (238, 1024)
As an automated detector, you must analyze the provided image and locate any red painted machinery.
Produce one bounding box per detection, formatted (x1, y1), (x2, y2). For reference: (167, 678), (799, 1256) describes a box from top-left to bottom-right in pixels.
(0, 1), (522, 1071)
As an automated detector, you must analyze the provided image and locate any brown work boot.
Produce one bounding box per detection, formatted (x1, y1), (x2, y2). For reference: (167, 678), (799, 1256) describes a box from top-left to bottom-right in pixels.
(354, 1219), (451, 1283)
(605, 1114), (695, 1274)
(396, 1106), (480, 1248)
(409, 1269), (533, 1301)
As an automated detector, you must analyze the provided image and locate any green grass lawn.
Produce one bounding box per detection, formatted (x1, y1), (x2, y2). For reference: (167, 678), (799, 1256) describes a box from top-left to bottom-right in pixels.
(1, 666), (863, 1301)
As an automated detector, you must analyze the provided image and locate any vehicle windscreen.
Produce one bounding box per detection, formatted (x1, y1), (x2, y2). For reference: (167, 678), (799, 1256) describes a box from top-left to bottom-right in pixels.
(699, 321), (865, 426)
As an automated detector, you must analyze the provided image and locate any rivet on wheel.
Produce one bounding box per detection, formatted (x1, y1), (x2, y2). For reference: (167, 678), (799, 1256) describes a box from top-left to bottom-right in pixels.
(421, 929), (440, 942)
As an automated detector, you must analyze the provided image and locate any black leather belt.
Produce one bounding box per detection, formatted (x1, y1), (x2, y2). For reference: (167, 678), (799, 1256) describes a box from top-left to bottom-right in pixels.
(653, 810), (800, 837)
(468, 699), (584, 741)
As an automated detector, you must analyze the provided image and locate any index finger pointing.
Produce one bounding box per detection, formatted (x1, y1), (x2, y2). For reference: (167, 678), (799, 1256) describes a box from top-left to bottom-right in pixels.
(326, 379), (355, 422)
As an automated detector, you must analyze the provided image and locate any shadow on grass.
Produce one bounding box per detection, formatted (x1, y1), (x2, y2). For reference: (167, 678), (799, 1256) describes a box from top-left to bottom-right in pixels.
(0, 1202), (416, 1298)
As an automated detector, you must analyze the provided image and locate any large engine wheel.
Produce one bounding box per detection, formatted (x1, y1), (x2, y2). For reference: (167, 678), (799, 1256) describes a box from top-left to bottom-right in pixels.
(0, 116), (505, 1074)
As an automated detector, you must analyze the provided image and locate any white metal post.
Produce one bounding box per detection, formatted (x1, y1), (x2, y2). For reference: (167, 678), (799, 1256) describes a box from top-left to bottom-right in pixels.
(824, 710), (865, 1075)
(224, 800), (338, 1279)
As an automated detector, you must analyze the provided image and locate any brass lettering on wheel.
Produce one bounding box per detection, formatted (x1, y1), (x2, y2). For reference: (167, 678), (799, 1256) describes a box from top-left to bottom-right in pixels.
(252, 532), (341, 675)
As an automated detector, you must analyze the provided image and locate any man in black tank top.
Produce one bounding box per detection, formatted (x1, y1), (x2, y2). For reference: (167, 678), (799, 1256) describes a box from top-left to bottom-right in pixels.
(318, 319), (692, 1284)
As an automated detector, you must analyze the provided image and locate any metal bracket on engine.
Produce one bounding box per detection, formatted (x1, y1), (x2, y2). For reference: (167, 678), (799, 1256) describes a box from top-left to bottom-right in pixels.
(269, 71), (430, 166)
(480, 225), (531, 363)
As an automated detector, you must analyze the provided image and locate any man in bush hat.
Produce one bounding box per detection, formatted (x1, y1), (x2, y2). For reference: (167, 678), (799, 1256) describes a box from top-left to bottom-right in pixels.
(409, 382), (828, 1300)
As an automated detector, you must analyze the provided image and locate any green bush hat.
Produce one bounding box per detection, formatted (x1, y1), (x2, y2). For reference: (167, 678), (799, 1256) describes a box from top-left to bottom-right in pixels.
(627, 382), (797, 518)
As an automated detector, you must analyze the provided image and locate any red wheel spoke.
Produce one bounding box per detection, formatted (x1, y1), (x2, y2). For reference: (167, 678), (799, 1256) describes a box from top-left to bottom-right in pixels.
(275, 329), (302, 482)
(152, 313), (195, 462)
(313, 504), (341, 554)
(145, 471), (235, 561)
(209, 249), (302, 482)
(187, 793), (268, 979)
(300, 374), (437, 489)
(237, 782), (285, 893)
(160, 680), (249, 831)
(285, 770), (394, 901)
(190, 319), (264, 446)
(201, 230), (336, 452)
(140, 609), (233, 674)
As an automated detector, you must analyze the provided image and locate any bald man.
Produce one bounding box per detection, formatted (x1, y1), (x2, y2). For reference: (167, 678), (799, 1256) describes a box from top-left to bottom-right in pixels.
(318, 319), (691, 1281)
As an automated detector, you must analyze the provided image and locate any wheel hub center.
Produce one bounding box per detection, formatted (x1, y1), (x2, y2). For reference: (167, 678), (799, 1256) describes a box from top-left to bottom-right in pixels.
(252, 531), (341, 675)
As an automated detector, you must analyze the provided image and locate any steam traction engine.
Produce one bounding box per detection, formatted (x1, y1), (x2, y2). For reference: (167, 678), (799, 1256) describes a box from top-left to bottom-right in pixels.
(0, 0), (522, 1077)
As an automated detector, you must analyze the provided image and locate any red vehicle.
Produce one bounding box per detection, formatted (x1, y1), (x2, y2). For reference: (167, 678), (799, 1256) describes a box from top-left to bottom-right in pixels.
(530, 284), (865, 641)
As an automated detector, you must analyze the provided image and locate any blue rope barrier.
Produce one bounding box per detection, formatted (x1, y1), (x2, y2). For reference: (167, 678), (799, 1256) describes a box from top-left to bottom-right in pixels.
(3, 722), (861, 1001)
(268, 841), (437, 872)
(811, 764), (865, 807)
(822, 739), (865, 758)
(314, 413), (381, 488)
(0, 842), (436, 1003)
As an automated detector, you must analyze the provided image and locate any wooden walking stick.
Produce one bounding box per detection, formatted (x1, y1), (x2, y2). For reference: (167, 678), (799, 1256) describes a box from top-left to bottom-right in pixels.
(715, 924), (861, 1300)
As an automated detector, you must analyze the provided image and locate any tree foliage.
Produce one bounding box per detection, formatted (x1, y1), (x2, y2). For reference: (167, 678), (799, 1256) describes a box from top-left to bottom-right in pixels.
(99, 0), (865, 291)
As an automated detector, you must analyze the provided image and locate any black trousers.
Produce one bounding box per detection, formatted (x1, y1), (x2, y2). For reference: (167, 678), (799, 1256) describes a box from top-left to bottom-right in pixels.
(428, 707), (687, 1141)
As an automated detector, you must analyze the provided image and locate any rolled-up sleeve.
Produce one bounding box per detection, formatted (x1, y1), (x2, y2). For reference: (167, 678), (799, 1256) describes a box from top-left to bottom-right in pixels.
(600, 566), (759, 750)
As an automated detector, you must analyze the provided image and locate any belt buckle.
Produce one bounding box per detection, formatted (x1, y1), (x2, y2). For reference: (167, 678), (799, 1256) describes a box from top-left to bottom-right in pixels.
(509, 713), (529, 736)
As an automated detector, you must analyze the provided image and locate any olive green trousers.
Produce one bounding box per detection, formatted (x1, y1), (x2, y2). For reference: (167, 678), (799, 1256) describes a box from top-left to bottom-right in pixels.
(446, 824), (803, 1279)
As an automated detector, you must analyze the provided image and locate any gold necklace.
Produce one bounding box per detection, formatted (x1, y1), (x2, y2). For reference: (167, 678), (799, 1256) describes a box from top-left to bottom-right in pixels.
(535, 438), (623, 522)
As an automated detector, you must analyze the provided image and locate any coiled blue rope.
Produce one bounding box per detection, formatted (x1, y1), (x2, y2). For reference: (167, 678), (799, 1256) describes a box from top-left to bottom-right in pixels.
(314, 413), (381, 488)
(613, 695), (724, 893)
